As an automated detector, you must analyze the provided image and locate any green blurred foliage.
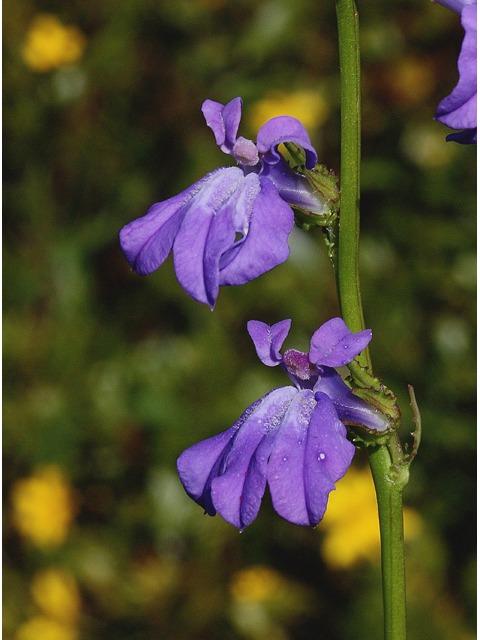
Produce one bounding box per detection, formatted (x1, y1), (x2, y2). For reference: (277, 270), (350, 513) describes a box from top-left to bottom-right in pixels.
(3, 0), (476, 639)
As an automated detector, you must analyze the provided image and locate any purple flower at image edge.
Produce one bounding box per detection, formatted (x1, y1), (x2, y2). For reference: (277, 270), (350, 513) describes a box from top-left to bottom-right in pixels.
(435, 0), (477, 143)
(177, 318), (390, 531)
(120, 98), (326, 307)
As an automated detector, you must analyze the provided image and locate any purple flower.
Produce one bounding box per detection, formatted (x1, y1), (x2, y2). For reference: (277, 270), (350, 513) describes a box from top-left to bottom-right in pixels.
(177, 318), (389, 530)
(435, 0), (477, 143)
(120, 98), (325, 307)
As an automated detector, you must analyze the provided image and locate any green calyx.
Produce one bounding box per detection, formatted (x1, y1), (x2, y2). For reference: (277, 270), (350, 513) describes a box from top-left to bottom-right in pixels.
(342, 358), (403, 450)
(346, 365), (422, 473)
(283, 142), (340, 232)
(352, 386), (402, 430)
(349, 424), (393, 447)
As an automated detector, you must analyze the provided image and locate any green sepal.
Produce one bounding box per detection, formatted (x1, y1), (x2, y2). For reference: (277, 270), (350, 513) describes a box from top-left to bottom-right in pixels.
(403, 384), (422, 468)
(348, 360), (401, 423)
(343, 358), (403, 441)
(283, 140), (309, 168)
(304, 164), (340, 211)
(283, 142), (340, 232)
(352, 386), (402, 429)
(348, 424), (394, 448)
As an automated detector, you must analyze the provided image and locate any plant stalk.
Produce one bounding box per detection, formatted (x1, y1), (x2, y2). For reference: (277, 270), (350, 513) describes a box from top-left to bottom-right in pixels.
(335, 0), (407, 637)
(368, 443), (408, 640)
(335, 0), (371, 372)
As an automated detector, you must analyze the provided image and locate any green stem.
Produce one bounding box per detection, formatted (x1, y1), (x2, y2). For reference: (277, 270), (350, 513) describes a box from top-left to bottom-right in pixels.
(368, 442), (408, 640)
(335, 0), (370, 373)
(335, 1), (407, 638)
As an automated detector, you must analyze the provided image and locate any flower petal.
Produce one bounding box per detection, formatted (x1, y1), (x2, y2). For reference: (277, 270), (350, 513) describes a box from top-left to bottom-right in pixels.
(266, 390), (317, 526)
(176, 424), (238, 515)
(210, 387), (298, 530)
(309, 318), (372, 367)
(119, 180), (204, 276)
(446, 127), (477, 143)
(256, 116), (317, 169)
(247, 319), (292, 367)
(172, 167), (244, 306)
(436, 4), (477, 137)
(435, 0), (475, 15)
(201, 185), (244, 308)
(218, 176), (294, 286)
(302, 392), (355, 525)
(267, 391), (354, 526)
(261, 158), (329, 215)
(202, 97), (243, 155)
(314, 367), (390, 432)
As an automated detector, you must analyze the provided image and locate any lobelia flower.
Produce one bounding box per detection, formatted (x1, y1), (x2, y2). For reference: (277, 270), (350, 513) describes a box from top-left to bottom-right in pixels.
(119, 97), (327, 308)
(435, 0), (477, 143)
(177, 318), (390, 530)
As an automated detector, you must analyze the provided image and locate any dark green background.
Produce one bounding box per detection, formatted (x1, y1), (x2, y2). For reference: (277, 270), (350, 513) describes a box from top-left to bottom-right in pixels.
(4, 0), (476, 638)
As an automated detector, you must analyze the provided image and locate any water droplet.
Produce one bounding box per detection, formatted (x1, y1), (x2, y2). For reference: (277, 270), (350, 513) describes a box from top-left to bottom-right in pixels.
(319, 453), (326, 460)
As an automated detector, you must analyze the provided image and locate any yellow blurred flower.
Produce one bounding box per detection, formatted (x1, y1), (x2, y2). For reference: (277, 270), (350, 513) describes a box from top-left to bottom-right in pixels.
(31, 569), (81, 623)
(248, 90), (330, 134)
(22, 14), (86, 73)
(11, 465), (75, 549)
(230, 567), (289, 640)
(321, 466), (422, 569)
(15, 615), (77, 640)
(229, 564), (309, 632)
(230, 566), (284, 603)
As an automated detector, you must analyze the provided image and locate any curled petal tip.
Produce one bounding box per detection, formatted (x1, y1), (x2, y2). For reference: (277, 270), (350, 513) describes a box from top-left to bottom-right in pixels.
(256, 115), (318, 169)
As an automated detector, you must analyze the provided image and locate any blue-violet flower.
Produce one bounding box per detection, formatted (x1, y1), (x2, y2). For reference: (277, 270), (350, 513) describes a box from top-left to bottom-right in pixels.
(177, 318), (389, 530)
(435, 0), (477, 143)
(120, 97), (326, 307)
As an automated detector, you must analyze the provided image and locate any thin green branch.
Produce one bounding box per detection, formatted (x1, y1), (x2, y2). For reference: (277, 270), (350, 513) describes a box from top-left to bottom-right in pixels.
(334, 1), (408, 638)
(368, 444), (407, 640)
(335, 0), (371, 373)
